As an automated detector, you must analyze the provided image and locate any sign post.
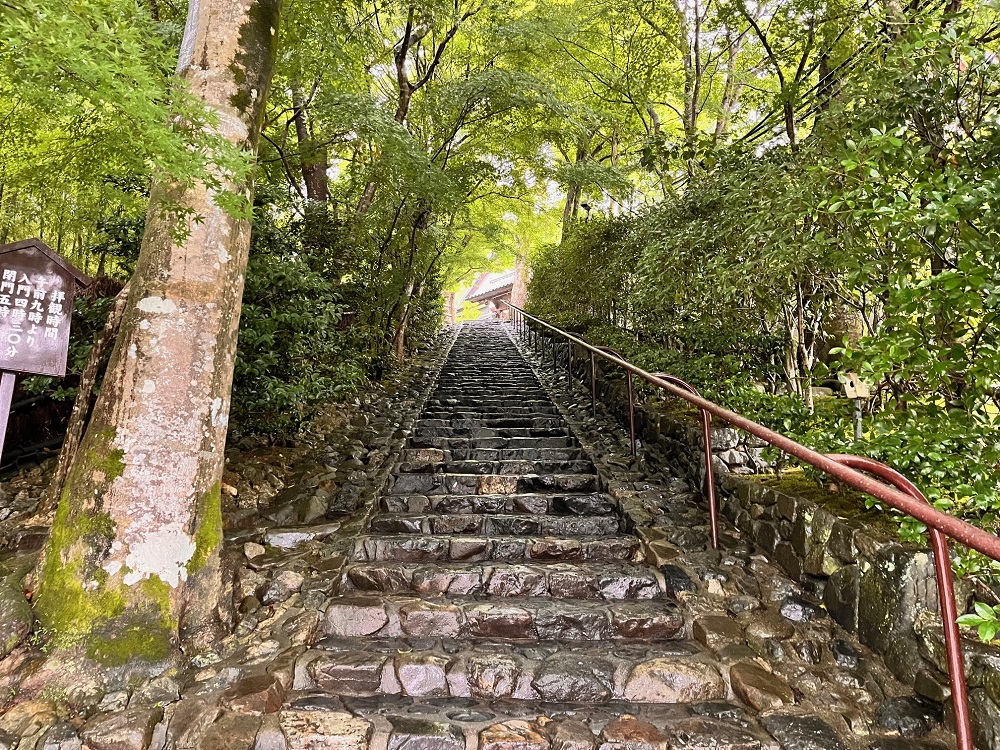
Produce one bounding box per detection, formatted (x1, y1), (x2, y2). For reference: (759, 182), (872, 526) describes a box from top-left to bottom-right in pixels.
(0, 239), (91, 461)
(839, 371), (871, 442)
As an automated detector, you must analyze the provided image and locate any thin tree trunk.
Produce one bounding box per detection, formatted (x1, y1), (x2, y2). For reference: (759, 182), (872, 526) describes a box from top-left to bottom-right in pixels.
(560, 137), (590, 240)
(39, 287), (130, 516)
(714, 30), (745, 143)
(797, 283), (815, 413)
(292, 86), (329, 202)
(393, 252), (442, 359)
(391, 276), (417, 361)
(35, 0), (283, 668)
(561, 184), (580, 240)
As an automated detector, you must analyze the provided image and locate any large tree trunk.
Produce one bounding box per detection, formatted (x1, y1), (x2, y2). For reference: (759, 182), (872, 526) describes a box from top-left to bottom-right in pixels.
(35, 0), (282, 666)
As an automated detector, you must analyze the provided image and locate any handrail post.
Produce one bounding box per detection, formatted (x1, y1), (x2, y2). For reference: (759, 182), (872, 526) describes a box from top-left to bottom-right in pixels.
(936, 527), (973, 750)
(826, 455), (973, 750)
(590, 352), (597, 416)
(701, 408), (719, 549)
(568, 342), (573, 385)
(627, 371), (636, 457)
(651, 372), (719, 550)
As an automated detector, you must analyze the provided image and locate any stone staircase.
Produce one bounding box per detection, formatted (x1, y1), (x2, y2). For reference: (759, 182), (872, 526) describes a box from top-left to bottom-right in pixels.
(285, 322), (953, 750)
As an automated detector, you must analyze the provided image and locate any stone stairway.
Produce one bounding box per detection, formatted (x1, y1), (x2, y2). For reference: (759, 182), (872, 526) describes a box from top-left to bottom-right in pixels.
(284, 322), (953, 750)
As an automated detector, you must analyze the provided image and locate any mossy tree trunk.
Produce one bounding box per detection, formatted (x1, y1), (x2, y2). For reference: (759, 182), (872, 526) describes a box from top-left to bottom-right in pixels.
(35, 0), (282, 665)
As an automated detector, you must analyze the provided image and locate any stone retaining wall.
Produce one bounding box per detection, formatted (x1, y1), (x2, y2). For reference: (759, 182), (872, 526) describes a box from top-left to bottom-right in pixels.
(531, 328), (1000, 749)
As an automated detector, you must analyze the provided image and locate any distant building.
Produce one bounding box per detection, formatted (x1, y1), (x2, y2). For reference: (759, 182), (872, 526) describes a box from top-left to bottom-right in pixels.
(445, 263), (529, 324)
(464, 270), (515, 320)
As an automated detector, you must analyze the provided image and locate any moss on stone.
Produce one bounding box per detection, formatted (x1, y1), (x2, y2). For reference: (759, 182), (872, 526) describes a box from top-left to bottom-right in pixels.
(759, 469), (897, 534)
(646, 398), (701, 421)
(86, 623), (172, 666)
(187, 482), (222, 574)
(139, 575), (176, 630)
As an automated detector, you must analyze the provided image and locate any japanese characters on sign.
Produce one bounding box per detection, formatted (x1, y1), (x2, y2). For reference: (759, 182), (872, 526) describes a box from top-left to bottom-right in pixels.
(0, 240), (91, 378)
(0, 270), (67, 356)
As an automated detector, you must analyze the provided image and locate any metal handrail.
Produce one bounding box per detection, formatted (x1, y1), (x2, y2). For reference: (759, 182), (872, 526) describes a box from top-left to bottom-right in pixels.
(505, 300), (998, 750)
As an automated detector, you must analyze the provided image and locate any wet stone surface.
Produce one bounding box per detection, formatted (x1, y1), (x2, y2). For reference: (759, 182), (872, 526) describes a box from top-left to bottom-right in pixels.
(0, 322), (963, 749)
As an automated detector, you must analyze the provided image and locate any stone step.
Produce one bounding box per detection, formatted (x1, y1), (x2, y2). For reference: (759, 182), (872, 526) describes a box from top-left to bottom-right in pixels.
(277, 692), (778, 750)
(423, 404), (557, 415)
(320, 596), (686, 642)
(409, 436), (578, 450)
(379, 492), (616, 515)
(367, 512), (622, 537)
(430, 381), (544, 388)
(413, 426), (572, 439)
(397, 460), (595, 476)
(425, 395), (551, 400)
(336, 561), (666, 599)
(402, 447), (584, 463)
(351, 534), (641, 563)
(423, 406), (560, 412)
(416, 418), (566, 429)
(388, 473), (599, 496)
(427, 393), (552, 400)
(422, 406), (561, 416)
(297, 638), (726, 704)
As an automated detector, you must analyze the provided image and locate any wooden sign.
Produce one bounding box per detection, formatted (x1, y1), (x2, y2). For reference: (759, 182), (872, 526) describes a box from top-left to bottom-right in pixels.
(0, 239), (91, 462)
(0, 239), (91, 377)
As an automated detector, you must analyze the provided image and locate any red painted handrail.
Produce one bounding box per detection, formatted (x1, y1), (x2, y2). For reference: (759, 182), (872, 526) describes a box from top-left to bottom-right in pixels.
(649, 372), (719, 551)
(504, 301), (998, 750)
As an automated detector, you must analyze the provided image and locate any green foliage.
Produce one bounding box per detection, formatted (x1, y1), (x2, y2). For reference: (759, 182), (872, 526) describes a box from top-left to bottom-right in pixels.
(527, 2), (1000, 587)
(528, 218), (639, 333)
(231, 212), (368, 437)
(957, 602), (1000, 644)
(0, 0), (247, 262)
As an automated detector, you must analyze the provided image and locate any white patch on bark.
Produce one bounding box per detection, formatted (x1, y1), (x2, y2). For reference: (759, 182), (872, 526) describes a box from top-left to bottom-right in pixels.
(210, 397), (226, 427)
(122, 523), (196, 588)
(128, 344), (137, 358)
(215, 110), (250, 142)
(138, 296), (178, 315)
(176, 0), (201, 74)
(103, 560), (123, 576)
(142, 380), (156, 394)
(139, 320), (151, 331)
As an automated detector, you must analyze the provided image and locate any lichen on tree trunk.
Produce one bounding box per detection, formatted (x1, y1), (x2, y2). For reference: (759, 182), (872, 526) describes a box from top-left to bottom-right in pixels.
(35, 0), (282, 665)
